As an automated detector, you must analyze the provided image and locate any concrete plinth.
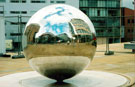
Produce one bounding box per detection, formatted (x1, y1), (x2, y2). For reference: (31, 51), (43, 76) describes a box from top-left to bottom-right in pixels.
(124, 43), (135, 53)
(0, 70), (130, 87)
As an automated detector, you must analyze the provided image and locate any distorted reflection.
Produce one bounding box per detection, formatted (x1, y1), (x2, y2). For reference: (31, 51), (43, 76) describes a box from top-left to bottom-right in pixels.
(24, 18), (96, 46)
(24, 23), (40, 44)
(36, 33), (70, 44)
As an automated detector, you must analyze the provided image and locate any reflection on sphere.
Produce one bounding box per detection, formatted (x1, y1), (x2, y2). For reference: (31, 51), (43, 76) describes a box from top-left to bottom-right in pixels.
(23, 4), (97, 82)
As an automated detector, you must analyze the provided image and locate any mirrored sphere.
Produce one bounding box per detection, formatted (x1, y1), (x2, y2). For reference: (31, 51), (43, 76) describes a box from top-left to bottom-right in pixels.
(23, 4), (97, 82)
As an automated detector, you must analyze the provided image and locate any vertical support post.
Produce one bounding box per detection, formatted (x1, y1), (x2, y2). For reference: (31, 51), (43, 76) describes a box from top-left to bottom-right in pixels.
(18, 15), (22, 55)
(106, 37), (109, 53)
(12, 15), (25, 58)
(105, 0), (109, 55)
(120, 0), (122, 42)
(133, 0), (135, 41)
(105, 0), (114, 55)
(18, 15), (20, 55)
(20, 15), (22, 51)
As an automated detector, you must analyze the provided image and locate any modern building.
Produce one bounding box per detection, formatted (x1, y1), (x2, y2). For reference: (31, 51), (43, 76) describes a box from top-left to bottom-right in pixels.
(0, 0), (79, 50)
(79, 0), (121, 44)
(121, 7), (135, 42)
(0, 0), (122, 50)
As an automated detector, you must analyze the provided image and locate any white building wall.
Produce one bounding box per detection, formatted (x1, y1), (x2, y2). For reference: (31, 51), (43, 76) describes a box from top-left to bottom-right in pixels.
(0, 17), (6, 54)
(0, 0), (79, 48)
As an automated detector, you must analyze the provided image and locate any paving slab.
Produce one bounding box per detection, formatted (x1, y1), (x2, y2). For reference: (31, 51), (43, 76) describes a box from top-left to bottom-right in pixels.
(0, 42), (134, 86)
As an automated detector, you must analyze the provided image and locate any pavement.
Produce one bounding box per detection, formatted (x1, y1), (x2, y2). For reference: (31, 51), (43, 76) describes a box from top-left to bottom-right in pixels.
(0, 42), (135, 86)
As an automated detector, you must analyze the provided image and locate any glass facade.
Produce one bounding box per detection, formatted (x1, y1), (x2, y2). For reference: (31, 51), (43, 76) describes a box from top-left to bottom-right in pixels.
(80, 0), (121, 38)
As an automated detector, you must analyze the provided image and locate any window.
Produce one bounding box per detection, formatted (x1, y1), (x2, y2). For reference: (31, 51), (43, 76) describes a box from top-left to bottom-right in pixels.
(10, 0), (19, 3)
(97, 10), (100, 16)
(50, 1), (54, 3)
(56, 1), (65, 3)
(98, 1), (105, 7)
(11, 22), (26, 25)
(88, 1), (97, 7)
(0, 0), (5, 2)
(89, 8), (95, 16)
(11, 22), (18, 25)
(21, 22), (26, 25)
(108, 29), (112, 32)
(31, 0), (45, 3)
(80, 0), (89, 7)
(10, 11), (20, 14)
(10, 11), (27, 14)
(127, 19), (130, 24)
(0, 11), (4, 14)
(100, 9), (106, 16)
(128, 29), (130, 33)
(21, 11), (27, 14)
(10, 0), (26, 3)
(89, 8), (106, 17)
(107, 1), (117, 7)
(131, 29), (133, 32)
(108, 10), (117, 16)
(22, 0), (26, 3)
(132, 19), (134, 23)
(96, 29), (104, 33)
(10, 33), (22, 36)
(101, 30), (103, 32)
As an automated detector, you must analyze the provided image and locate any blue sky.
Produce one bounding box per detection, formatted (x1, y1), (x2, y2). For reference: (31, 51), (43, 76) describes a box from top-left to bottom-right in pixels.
(122, 0), (134, 9)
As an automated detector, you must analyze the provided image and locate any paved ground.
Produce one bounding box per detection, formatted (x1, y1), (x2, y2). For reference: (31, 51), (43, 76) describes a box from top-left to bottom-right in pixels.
(0, 42), (135, 86)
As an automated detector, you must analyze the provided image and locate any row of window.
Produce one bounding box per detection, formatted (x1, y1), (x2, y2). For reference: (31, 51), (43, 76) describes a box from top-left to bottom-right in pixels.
(0, 11), (4, 14)
(0, 0), (65, 3)
(81, 7), (120, 17)
(96, 31), (120, 37)
(0, 11), (28, 15)
(96, 29), (117, 33)
(127, 29), (134, 33)
(127, 19), (134, 24)
(10, 22), (26, 25)
(80, 0), (120, 8)
(0, 11), (37, 14)
(31, 0), (45, 3)
(96, 30), (120, 37)
(0, 11), (36, 14)
(51, 1), (65, 3)
(10, 0), (26, 3)
(10, 11), (27, 14)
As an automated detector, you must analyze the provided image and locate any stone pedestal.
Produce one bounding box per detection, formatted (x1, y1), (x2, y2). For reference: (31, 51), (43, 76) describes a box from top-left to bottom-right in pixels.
(0, 70), (131, 87)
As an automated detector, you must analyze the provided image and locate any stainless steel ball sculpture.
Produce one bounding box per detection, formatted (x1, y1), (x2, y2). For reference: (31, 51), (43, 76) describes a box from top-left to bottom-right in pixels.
(23, 4), (97, 82)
